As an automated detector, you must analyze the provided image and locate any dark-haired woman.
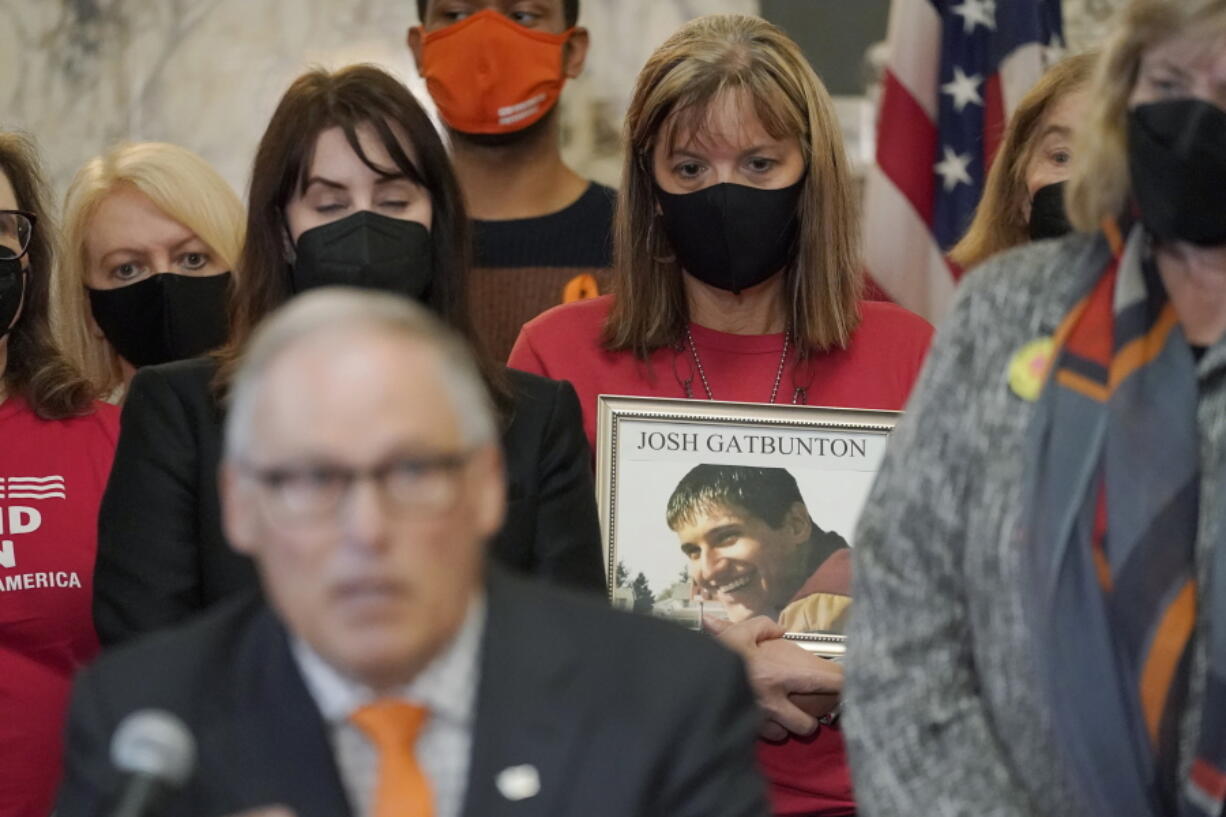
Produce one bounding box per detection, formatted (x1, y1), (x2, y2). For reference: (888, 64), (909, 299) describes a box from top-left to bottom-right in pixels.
(0, 132), (119, 817)
(93, 65), (603, 646)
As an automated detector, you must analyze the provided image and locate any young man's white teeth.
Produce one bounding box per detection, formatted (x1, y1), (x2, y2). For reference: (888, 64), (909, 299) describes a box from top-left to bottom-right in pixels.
(719, 575), (752, 593)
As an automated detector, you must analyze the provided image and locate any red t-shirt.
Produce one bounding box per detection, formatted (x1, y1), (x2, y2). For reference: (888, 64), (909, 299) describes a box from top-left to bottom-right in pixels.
(0, 395), (119, 817)
(509, 294), (932, 817)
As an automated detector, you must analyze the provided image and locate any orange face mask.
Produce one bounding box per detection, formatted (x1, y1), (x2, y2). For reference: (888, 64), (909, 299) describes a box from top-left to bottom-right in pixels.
(418, 9), (575, 135)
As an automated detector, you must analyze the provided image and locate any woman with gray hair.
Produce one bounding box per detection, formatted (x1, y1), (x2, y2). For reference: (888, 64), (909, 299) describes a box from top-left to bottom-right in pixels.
(844, 1), (1226, 815)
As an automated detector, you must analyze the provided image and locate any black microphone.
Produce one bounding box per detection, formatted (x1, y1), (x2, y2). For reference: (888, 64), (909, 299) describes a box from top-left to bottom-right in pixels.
(108, 709), (196, 817)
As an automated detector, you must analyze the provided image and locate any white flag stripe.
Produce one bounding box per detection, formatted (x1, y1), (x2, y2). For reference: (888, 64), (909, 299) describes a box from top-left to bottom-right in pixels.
(1000, 43), (1044, 117)
(885, 0), (943, 121)
(8, 492), (67, 499)
(6, 475), (67, 483)
(864, 166), (957, 325)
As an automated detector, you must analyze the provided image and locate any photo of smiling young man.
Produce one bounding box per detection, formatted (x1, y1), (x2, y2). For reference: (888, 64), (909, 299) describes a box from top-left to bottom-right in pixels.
(666, 464), (852, 633)
(609, 463), (853, 634)
(669, 465), (852, 633)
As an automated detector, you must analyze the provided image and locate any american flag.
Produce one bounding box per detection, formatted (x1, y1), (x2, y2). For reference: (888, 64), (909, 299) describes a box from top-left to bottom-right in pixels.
(0, 475), (67, 500)
(865, 0), (1065, 323)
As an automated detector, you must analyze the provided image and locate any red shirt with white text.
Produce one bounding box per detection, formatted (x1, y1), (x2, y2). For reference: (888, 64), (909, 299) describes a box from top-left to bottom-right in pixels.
(0, 396), (118, 817)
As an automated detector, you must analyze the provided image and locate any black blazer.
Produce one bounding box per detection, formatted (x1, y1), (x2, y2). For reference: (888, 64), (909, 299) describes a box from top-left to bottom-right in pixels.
(58, 569), (768, 817)
(94, 357), (604, 645)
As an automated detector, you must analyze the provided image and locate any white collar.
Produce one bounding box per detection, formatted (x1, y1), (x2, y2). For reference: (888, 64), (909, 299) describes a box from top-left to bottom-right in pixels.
(292, 592), (486, 728)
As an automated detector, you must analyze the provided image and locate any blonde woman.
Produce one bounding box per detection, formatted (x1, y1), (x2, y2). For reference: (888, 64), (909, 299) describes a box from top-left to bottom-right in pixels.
(510, 13), (932, 816)
(55, 141), (243, 398)
(845, 1), (1226, 815)
(950, 52), (1096, 269)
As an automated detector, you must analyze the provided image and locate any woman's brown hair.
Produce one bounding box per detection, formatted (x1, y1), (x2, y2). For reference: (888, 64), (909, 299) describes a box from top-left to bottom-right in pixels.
(0, 132), (95, 419)
(604, 13), (862, 359)
(216, 64), (510, 414)
(950, 52), (1096, 270)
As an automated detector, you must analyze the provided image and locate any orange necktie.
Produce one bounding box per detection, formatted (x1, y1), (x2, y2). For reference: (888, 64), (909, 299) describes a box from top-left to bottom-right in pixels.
(350, 700), (434, 817)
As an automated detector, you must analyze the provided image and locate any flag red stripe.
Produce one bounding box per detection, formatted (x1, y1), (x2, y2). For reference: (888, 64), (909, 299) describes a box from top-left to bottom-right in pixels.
(863, 167), (959, 321)
(877, 70), (938, 227)
(948, 255), (966, 283)
(983, 72), (1006, 172)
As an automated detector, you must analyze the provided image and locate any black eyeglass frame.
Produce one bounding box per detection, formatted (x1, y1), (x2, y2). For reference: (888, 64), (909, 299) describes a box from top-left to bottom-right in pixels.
(235, 447), (481, 523)
(0, 210), (37, 261)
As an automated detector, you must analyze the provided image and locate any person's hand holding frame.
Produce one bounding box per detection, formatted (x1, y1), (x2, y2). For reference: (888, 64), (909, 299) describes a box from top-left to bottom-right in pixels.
(705, 615), (843, 741)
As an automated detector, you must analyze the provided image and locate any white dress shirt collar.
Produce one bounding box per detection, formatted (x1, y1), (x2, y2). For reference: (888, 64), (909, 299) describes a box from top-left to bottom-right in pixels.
(291, 592), (486, 728)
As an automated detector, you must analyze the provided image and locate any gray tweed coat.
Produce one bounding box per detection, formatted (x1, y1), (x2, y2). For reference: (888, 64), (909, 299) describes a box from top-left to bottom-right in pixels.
(843, 231), (1226, 817)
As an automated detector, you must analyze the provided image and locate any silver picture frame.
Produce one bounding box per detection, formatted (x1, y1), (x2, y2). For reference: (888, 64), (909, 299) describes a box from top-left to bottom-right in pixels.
(596, 395), (899, 658)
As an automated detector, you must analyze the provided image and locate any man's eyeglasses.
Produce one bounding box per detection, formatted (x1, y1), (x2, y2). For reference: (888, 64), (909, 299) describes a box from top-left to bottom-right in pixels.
(0, 211), (35, 261)
(238, 449), (478, 522)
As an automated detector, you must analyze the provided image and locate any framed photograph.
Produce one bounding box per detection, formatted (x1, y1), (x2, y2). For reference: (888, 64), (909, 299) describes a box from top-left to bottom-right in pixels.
(596, 396), (899, 657)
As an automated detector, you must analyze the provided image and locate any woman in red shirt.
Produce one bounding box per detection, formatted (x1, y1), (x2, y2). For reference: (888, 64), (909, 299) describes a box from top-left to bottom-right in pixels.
(0, 133), (118, 817)
(509, 14), (931, 816)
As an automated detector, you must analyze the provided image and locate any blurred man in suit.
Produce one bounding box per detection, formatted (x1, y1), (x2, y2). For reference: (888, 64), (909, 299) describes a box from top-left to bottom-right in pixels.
(56, 288), (767, 817)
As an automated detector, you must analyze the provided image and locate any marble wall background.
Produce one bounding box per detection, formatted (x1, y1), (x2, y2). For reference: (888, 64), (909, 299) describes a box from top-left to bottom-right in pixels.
(4, 0), (1134, 204)
(2, 0), (756, 200)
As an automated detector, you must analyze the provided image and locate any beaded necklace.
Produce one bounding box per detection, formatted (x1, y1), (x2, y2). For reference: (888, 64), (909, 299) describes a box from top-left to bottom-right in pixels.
(677, 326), (806, 404)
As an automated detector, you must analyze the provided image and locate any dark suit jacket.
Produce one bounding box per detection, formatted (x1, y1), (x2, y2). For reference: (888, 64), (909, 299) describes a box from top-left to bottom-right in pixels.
(95, 357), (604, 645)
(58, 569), (768, 817)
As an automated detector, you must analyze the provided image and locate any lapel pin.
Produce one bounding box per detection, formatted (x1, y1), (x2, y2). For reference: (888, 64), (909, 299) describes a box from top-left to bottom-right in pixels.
(496, 764), (541, 801)
(1008, 336), (1054, 402)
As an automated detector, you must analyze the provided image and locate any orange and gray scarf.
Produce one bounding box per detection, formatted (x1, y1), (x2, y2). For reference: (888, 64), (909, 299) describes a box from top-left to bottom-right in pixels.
(1024, 223), (1226, 816)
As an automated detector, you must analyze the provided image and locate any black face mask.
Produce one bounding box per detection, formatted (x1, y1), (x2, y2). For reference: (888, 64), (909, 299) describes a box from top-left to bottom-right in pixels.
(0, 257), (26, 339)
(1028, 181), (1073, 241)
(88, 272), (232, 368)
(290, 211), (434, 300)
(655, 180), (804, 294)
(1128, 99), (1226, 247)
